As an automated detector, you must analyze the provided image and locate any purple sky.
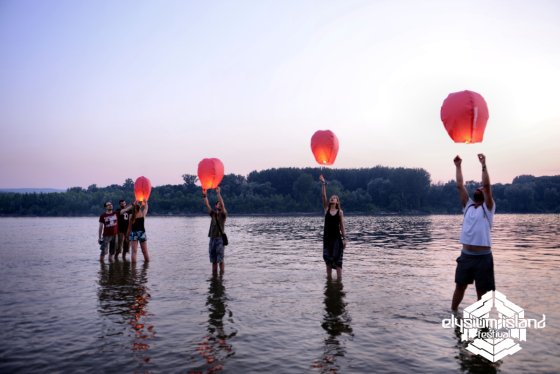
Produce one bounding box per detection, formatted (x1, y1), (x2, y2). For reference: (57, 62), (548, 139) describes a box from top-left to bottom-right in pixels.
(1, 0), (559, 189)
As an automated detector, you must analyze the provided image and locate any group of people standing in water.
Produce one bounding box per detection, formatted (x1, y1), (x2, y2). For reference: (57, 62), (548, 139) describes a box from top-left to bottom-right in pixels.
(98, 200), (149, 263)
(97, 154), (495, 311)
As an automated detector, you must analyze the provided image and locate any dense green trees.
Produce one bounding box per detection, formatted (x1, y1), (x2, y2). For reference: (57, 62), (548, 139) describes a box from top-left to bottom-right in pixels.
(1, 168), (558, 216)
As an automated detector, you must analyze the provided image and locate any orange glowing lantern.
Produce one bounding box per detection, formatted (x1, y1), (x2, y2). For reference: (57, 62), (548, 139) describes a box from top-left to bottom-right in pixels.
(134, 176), (152, 202)
(197, 158), (224, 191)
(310, 130), (339, 165)
(440, 90), (489, 144)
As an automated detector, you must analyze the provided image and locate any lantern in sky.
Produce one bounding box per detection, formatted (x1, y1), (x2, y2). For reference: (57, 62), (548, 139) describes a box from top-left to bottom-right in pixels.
(197, 158), (224, 191)
(310, 130), (339, 165)
(134, 176), (152, 202)
(440, 90), (489, 144)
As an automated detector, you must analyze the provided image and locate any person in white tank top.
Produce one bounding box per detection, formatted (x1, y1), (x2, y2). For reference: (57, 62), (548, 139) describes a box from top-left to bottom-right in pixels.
(451, 154), (496, 311)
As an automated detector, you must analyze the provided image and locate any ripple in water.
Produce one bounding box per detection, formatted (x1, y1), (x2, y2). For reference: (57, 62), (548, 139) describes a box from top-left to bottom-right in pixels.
(0, 215), (558, 373)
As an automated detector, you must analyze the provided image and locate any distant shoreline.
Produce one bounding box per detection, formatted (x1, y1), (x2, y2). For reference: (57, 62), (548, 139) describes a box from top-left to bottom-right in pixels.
(1, 212), (557, 218)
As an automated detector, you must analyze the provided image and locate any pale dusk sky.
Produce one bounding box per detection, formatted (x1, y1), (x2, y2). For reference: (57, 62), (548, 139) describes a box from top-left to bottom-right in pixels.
(1, 0), (559, 189)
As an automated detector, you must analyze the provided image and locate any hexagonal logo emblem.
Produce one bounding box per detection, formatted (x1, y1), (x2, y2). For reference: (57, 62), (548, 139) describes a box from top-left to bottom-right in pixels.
(442, 290), (547, 362)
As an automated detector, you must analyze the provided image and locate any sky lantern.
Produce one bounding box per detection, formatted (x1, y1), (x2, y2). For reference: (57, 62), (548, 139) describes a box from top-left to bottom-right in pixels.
(310, 130), (339, 165)
(134, 176), (152, 202)
(440, 90), (489, 144)
(197, 158), (224, 191)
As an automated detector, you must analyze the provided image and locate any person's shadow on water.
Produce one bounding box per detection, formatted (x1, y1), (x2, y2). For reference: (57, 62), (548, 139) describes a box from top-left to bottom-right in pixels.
(192, 274), (236, 372)
(97, 261), (154, 365)
(312, 279), (353, 372)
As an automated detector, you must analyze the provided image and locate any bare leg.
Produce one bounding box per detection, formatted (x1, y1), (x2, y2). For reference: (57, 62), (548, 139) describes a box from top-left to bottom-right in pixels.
(326, 265), (332, 278)
(140, 241), (149, 262)
(219, 261), (224, 274)
(122, 238), (129, 260)
(116, 233), (124, 258)
(336, 267), (342, 280)
(99, 239), (106, 262)
(212, 263), (218, 274)
(131, 240), (138, 263)
(451, 283), (469, 311)
(476, 288), (492, 301)
(108, 236), (116, 263)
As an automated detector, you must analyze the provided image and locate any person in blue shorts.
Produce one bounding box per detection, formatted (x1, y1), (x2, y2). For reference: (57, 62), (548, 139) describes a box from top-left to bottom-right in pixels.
(128, 201), (150, 263)
(451, 154), (496, 311)
(203, 187), (227, 274)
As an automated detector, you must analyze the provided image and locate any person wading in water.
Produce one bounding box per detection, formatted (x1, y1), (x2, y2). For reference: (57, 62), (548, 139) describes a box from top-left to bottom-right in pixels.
(320, 175), (347, 280)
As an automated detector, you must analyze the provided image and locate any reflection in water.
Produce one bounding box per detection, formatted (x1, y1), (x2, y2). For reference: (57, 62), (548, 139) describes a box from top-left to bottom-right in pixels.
(1, 216), (558, 373)
(192, 275), (236, 373)
(312, 280), (353, 373)
(97, 261), (154, 365)
(453, 324), (502, 374)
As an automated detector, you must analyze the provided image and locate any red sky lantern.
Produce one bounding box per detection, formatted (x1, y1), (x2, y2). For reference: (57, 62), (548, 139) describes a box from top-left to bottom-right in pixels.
(197, 158), (224, 191)
(440, 90), (489, 144)
(134, 176), (152, 202)
(311, 130), (339, 165)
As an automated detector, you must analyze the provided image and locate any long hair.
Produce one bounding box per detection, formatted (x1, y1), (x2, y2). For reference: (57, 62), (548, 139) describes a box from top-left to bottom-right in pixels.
(130, 202), (141, 226)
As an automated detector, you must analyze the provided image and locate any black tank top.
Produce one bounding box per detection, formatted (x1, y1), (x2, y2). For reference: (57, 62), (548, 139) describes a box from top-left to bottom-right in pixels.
(131, 217), (145, 231)
(324, 209), (341, 241)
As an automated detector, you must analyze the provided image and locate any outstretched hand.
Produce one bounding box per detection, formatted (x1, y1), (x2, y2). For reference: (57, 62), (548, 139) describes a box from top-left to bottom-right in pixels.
(215, 186), (221, 194)
(453, 155), (462, 167)
(478, 153), (486, 166)
(319, 174), (326, 184)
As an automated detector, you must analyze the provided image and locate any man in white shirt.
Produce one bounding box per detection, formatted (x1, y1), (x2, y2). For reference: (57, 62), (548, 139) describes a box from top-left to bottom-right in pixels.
(451, 154), (496, 311)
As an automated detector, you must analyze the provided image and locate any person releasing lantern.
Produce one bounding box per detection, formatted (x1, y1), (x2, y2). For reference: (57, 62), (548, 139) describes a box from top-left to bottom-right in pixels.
(319, 174), (347, 280)
(202, 186), (228, 275)
(198, 157), (228, 273)
(128, 199), (150, 263)
(134, 176), (152, 202)
(198, 158), (225, 191)
(440, 90), (489, 144)
(311, 130), (339, 166)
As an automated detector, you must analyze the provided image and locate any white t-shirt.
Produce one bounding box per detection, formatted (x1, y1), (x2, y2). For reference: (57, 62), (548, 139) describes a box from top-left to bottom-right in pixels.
(459, 198), (496, 247)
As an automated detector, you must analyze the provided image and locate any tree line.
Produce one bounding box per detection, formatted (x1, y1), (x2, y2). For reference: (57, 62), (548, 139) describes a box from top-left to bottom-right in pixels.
(1, 167), (559, 216)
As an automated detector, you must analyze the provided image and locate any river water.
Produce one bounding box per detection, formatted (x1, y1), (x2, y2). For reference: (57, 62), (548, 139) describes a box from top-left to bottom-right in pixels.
(0, 215), (558, 373)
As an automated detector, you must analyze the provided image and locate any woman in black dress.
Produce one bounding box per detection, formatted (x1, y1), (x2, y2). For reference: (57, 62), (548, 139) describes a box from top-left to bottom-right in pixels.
(319, 175), (347, 280)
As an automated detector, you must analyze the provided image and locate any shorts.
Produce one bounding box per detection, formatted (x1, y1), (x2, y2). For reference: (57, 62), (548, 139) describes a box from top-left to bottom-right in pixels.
(129, 230), (147, 242)
(209, 237), (224, 264)
(100, 235), (117, 256)
(455, 252), (495, 294)
(323, 237), (343, 268)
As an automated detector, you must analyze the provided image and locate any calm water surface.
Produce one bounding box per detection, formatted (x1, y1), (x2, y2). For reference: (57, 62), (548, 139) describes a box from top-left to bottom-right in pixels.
(0, 215), (558, 373)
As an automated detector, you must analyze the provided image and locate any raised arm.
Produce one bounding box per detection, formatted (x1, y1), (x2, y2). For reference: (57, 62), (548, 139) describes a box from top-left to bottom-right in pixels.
(142, 201), (149, 217)
(454, 155), (468, 207)
(202, 190), (212, 214)
(319, 175), (328, 211)
(120, 204), (134, 214)
(478, 154), (494, 210)
(216, 187), (227, 214)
